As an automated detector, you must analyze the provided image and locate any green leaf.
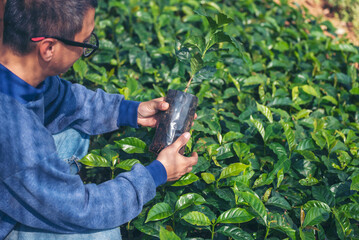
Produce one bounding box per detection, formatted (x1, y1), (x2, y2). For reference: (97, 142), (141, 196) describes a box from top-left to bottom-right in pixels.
(159, 227), (181, 240)
(303, 200), (331, 213)
(218, 163), (249, 181)
(73, 59), (88, 79)
(293, 109), (312, 120)
(244, 75), (265, 86)
(201, 172), (216, 184)
(176, 47), (191, 63)
(223, 131), (244, 143)
(206, 31), (231, 51)
(266, 196), (292, 210)
(268, 212), (297, 240)
(79, 153), (111, 167)
(281, 121), (296, 151)
(256, 102), (273, 123)
(190, 53), (204, 76)
(333, 208), (353, 239)
(172, 172), (199, 186)
(238, 191), (267, 225)
(115, 137), (147, 154)
(351, 174), (359, 191)
(299, 228), (315, 240)
(250, 115), (266, 142)
(277, 168), (284, 188)
(216, 208), (254, 224)
(339, 203), (359, 221)
(145, 203), (173, 223)
(302, 207), (329, 227)
(217, 226), (254, 240)
(184, 35), (205, 54)
(182, 211), (211, 226)
(299, 176), (319, 186)
(296, 150), (320, 162)
(301, 85), (320, 98)
(322, 95), (338, 105)
(233, 142), (251, 160)
(115, 159), (141, 170)
(216, 13), (234, 27)
(331, 43), (358, 53)
(175, 193), (206, 211)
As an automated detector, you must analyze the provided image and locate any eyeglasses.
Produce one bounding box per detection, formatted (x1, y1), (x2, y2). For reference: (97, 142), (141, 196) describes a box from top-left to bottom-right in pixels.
(31, 32), (99, 57)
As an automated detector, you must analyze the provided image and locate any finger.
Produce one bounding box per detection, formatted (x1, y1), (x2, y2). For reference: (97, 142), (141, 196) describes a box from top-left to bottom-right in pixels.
(190, 152), (198, 165)
(151, 98), (169, 111)
(171, 132), (191, 152)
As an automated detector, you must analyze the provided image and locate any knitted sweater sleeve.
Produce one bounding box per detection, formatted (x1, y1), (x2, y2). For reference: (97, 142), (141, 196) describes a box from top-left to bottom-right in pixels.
(43, 76), (140, 135)
(0, 94), (157, 233)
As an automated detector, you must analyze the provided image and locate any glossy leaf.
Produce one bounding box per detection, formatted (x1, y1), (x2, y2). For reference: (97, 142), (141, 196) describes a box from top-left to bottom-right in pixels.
(333, 209), (353, 239)
(115, 159), (140, 170)
(201, 172), (216, 184)
(182, 211), (211, 226)
(217, 208), (254, 224)
(256, 102), (273, 123)
(171, 172), (199, 186)
(219, 163), (249, 181)
(175, 193), (206, 211)
(217, 226), (254, 240)
(80, 153), (111, 167)
(146, 203), (173, 223)
(238, 192), (267, 225)
(303, 200), (331, 213)
(115, 137), (147, 154)
(159, 227), (181, 240)
(302, 207), (329, 227)
(250, 115), (266, 142)
(281, 121), (296, 151)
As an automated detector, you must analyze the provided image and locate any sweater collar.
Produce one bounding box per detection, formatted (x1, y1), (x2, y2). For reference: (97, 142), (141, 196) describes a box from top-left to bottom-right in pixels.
(0, 64), (46, 104)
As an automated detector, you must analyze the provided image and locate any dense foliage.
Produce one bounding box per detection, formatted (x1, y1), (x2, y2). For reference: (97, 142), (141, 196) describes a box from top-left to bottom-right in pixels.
(66, 0), (359, 239)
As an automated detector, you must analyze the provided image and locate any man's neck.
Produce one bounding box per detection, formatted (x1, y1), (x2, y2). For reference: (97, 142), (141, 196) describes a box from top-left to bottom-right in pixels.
(0, 47), (46, 87)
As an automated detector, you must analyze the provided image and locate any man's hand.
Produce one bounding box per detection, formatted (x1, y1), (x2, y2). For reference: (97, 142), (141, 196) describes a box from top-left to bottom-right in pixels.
(137, 97), (169, 128)
(157, 132), (198, 181)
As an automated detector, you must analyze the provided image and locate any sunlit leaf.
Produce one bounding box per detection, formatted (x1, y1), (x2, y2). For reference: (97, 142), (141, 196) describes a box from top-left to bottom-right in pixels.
(175, 193), (206, 211)
(182, 211), (211, 226)
(201, 172), (216, 184)
(217, 208), (254, 224)
(80, 153), (111, 167)
(115, 137), (147, 154)
(146, 203), (173, 223)
(250, 115), (266, 142)
(256, 102), (273, 123)
(238, 192), (267, 225)
(172, 172), (199, 186)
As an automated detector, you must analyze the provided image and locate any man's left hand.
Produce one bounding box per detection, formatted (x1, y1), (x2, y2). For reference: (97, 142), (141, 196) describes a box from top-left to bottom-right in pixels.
(137, 97), (169, 128)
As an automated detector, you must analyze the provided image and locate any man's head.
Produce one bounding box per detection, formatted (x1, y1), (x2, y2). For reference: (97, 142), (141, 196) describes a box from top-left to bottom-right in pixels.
(3, 0), (98, 55)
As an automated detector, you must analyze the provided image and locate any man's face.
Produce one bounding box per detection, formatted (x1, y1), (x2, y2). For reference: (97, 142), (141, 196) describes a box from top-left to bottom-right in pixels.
(49, 8), (95, 75)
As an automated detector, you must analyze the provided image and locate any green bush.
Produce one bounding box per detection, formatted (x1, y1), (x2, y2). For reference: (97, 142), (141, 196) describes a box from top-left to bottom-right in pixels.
(67, 0), (359, 239)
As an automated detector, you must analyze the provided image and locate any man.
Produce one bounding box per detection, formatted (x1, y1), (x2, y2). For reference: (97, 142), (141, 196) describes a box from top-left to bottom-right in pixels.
(0, 0), (198, 239)
(0, 0), (5, 46)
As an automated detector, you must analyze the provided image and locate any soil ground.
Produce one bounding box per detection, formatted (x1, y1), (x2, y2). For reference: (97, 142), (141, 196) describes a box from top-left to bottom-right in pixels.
(285, 0), (359, 45)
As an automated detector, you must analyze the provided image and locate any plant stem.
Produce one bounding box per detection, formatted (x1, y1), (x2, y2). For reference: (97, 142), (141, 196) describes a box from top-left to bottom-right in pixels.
(211, 224), (215, 240)
(184, 75), (194, 93)
(264, 227), (270, 239)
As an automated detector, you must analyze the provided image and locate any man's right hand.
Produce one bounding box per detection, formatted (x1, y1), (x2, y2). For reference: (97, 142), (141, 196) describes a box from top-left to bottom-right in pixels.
(157, 132), (198, 182)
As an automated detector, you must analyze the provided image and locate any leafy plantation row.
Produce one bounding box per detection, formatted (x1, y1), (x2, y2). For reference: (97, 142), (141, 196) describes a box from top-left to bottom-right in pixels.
(67, 0), (359, 239)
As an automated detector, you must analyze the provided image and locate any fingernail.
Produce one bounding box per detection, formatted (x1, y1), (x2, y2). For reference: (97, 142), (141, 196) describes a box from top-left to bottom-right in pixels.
(184, 132), (191, 139)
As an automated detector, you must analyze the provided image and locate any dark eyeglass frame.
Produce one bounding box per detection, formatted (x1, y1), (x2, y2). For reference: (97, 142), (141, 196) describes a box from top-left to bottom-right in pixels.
(30, 32), (99, 57)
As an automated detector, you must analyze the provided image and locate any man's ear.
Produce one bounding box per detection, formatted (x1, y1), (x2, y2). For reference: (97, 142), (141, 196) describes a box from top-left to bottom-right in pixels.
(38, 39), (57, 62)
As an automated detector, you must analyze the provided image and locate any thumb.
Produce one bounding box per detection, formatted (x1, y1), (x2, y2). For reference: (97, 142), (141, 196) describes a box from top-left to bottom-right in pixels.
(172, 132), (191, 152)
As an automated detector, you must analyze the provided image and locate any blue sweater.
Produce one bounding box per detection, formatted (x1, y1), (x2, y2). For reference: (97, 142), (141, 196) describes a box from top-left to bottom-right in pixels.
(0, 64), (167, 239)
